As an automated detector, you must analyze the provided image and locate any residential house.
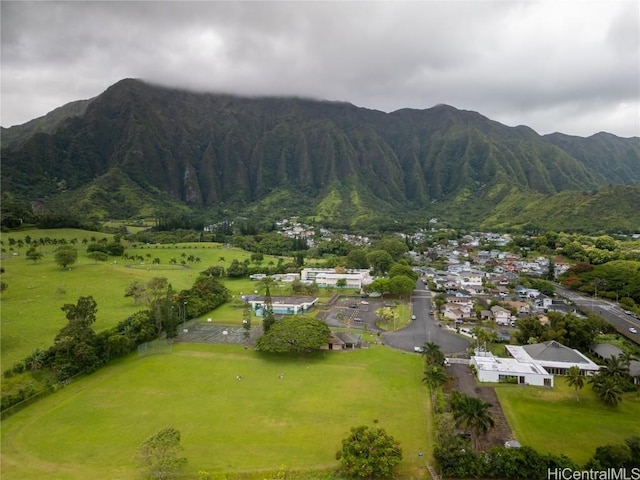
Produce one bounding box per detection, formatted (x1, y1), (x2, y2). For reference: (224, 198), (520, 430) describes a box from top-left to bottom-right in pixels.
(491, 305), (512, 326)
(472, 350), (554, 387)
(506, 341), (600, 375)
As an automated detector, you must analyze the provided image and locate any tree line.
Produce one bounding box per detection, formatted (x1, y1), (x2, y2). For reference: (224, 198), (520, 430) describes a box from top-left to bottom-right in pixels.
(1, 273), (229, 415)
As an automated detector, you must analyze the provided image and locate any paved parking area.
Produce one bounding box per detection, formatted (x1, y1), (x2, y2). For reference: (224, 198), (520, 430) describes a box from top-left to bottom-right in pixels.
(178, 324), (261, 344)
(324, 296), (385, 333)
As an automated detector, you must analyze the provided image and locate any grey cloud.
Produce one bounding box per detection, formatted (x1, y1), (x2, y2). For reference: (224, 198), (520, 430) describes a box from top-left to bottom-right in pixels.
(1, 1), (638, 137)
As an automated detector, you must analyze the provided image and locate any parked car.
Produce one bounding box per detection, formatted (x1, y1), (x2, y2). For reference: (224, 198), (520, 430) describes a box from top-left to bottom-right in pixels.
(411, 315), (416, 320)
(348, 304), (358, 309)
(629, 327), (638, 334)
(414, 346), (424, 353)
(360, 300), (369, 305)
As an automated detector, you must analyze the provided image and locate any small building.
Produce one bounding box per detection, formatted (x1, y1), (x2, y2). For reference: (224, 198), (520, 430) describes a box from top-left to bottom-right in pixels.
(246, 296), (318, 317)
(327, 332), (361, 350)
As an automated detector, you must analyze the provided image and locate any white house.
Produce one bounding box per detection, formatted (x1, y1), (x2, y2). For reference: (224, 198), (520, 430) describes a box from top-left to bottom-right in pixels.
(472, 350), (554, 387)
(491, 305), (512, 325)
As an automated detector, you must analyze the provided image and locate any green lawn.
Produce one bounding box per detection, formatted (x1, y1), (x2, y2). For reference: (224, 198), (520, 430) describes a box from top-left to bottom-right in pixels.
(1, 344), (431, 479)
(496, 377), (640, 465)
(0, 229), (300, 367)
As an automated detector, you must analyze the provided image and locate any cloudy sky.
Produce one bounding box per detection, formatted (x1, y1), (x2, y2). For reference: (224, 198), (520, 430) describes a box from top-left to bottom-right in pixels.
(2, 1), (639, 137)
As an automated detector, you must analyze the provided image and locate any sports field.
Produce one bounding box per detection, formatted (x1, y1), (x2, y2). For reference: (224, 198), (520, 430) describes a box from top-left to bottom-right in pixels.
(0, 343), (431, 479)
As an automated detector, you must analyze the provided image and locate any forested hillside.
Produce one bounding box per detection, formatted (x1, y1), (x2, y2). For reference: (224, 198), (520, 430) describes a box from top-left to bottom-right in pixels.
(2, 79), (639, 231)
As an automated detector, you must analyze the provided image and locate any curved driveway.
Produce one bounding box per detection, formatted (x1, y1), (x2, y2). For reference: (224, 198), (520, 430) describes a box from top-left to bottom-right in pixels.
(382, 280), (470, 356)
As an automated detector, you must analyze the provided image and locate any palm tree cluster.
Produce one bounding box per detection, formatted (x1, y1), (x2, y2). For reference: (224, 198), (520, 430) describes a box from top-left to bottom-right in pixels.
(566, 353), (634, 407)
(421, 342), (447, 409)
(588, 354), (632, 407)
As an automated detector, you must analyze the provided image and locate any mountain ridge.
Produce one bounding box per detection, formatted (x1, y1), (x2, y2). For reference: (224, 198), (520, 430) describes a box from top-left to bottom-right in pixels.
(2, 78), (639, 232)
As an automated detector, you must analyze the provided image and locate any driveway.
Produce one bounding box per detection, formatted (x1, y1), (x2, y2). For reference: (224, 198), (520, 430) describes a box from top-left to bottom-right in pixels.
(382, 282), (470, 355)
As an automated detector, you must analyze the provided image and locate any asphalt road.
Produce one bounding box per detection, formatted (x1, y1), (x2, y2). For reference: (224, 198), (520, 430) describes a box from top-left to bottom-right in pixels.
(382, 280), (470, 355)
(555, 285), (640, 345)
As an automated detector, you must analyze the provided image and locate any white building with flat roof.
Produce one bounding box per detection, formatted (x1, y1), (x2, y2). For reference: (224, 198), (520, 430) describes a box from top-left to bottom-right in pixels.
(472, 351), (554, 387)
(300, 268), (373, 289)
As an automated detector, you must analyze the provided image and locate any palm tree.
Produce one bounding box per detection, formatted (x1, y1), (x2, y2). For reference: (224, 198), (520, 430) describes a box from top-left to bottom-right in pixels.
(423, 365), (448, 407)
(450, 393), (495, 452)
(619, 351), (636, 369)
(590, 372), (623, 407)
(422, 341), (445, 366)
(602, 355), (630, 383)
(565, 366), (585, 401)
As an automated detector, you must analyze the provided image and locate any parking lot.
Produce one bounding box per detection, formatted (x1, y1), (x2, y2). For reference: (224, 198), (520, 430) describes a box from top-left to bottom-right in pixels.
(324, 296), (386, 333)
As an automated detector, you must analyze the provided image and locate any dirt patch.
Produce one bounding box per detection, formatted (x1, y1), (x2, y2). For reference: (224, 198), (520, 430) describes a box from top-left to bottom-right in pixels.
(445, 363), (514, 450)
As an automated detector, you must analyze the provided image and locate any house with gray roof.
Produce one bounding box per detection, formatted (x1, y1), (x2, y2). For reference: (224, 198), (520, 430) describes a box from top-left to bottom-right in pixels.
(506, 340), (600, 375)
(590, 344), (640, 385)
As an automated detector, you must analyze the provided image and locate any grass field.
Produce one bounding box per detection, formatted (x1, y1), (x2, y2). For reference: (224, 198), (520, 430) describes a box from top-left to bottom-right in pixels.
(0, 343), (431, 479)
(0, 228), (338, 368)
(496, 377), (640, 465)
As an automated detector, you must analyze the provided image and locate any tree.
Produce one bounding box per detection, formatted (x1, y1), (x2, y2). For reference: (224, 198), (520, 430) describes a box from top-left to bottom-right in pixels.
(372, 237), (409, 261)
(125, 281), (147, 305)
(242, 302), (252, 344)
(262, 285), (276, 334)
(336, 424), (402, 479)
(433, 293), (446, 313)
(368, 278), (390, 297)
(422, 341), (445, 367)
(601, 354), (630, 384)
(565, 366), (585, 401)
(54, 245), (78, 269)
(135, 427), (188, 480)
(50, 296), (101, 379)
(423, 365), (448, 407)
(589, 372), (623, 407)
(450, 392), (495, 452)
(256, 316), (330, 354)
(88, 251), (108, 264)
(345, 249), (369, 269)
(26, 247), (43, 263)
(366, 250), (394, 276)
(389, 275), (415, 300)
(388, 263), (418, 281)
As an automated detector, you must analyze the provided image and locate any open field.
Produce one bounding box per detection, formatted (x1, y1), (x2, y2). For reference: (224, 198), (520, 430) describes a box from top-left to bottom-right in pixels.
(496, 377), (640, 465)
(0, 228), (337, 367)
(0, 343), (431, 479)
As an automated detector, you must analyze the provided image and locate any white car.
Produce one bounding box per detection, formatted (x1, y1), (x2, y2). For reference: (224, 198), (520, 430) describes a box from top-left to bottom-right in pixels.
(629, 327), (638, 334)
(360, 300), (369, 305)
(414, 346), (424, 353)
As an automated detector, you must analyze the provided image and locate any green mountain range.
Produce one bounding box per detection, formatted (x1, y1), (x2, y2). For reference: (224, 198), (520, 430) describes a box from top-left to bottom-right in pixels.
(2, 78), (639, 232)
